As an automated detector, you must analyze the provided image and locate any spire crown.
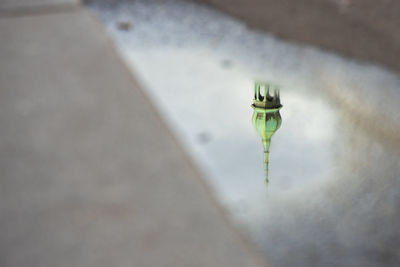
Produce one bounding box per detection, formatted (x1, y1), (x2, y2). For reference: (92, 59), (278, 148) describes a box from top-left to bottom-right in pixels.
(253, 82), (282, 109)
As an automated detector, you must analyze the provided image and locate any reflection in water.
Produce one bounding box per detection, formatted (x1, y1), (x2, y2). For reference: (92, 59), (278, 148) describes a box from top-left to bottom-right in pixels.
(90, 1), (400, 265)
(252, 82), (282, 184)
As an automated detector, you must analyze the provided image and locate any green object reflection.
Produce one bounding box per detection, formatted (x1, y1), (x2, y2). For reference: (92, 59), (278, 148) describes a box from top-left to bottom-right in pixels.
(251, 82), (282, 184)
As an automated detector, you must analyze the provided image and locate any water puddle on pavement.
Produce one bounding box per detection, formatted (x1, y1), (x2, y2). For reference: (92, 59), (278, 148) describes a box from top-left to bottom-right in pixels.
(90, 1), (400, 266)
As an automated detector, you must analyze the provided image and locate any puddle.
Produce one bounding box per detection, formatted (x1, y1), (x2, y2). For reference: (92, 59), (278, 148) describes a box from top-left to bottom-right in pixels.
(89, 0), (400, 266)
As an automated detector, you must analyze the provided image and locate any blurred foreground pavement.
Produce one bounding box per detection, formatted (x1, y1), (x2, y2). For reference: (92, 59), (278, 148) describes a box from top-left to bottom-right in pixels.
(0, 2), (264, 266)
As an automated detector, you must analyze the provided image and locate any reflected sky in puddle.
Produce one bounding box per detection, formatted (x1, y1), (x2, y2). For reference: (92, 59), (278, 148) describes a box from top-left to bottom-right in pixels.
(90, 0), (400, 266)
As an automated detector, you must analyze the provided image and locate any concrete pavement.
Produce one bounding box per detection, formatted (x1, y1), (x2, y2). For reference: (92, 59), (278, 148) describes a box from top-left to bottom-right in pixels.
(198, 0), (400, 72)
(0, 0), (79, 11)
(0, 4), (264, 267)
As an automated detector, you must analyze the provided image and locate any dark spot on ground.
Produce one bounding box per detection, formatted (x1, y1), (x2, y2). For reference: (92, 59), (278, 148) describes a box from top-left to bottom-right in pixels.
(221, 59), (233, 69)
(117, 21), (132, 31)
(197, 132), (212, 144)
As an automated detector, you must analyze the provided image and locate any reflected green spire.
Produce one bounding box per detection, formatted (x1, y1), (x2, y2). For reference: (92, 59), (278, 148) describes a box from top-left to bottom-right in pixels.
(251, 82), (282, 184)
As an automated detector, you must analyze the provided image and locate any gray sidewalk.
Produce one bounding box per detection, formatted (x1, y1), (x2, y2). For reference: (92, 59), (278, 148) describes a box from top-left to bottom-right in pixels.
(0, 4), (264, 267)
(0, 0), (79, 11)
